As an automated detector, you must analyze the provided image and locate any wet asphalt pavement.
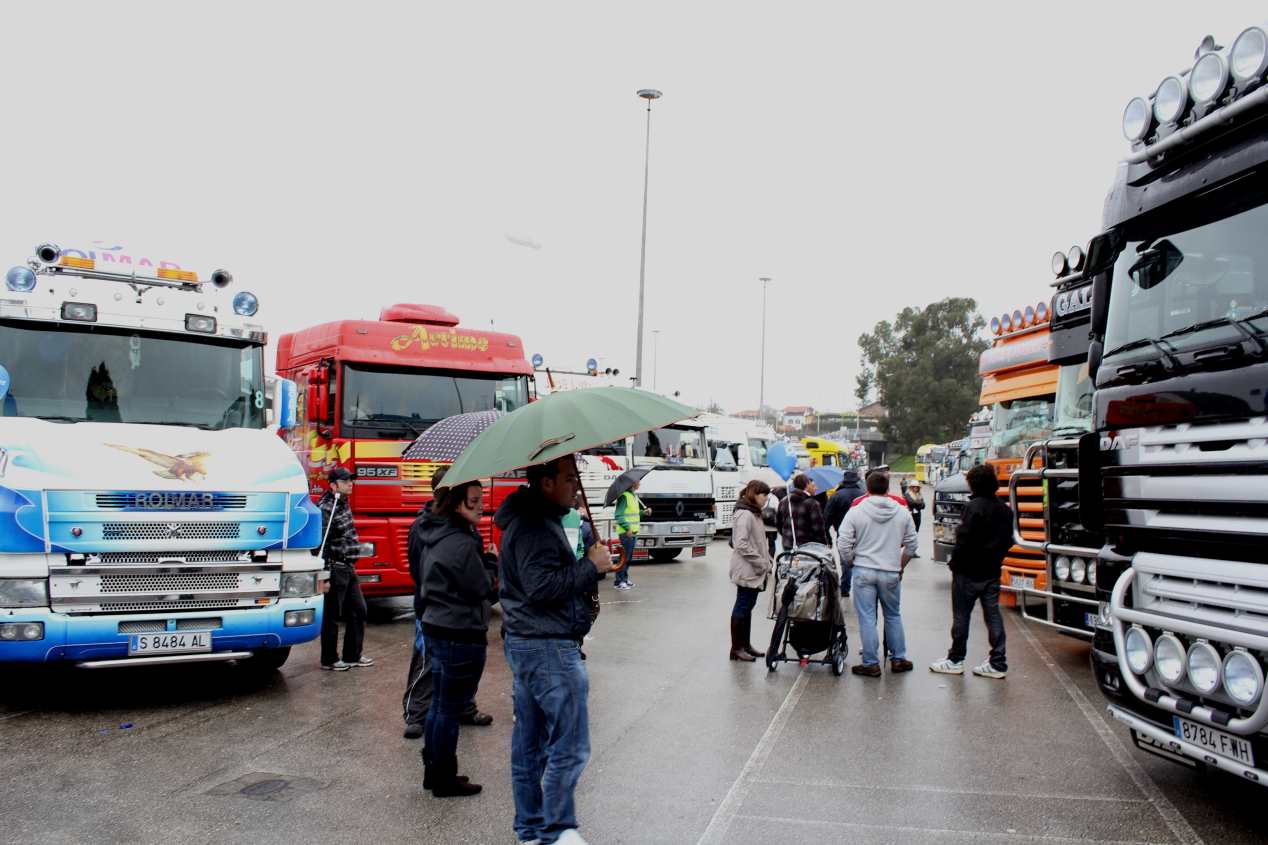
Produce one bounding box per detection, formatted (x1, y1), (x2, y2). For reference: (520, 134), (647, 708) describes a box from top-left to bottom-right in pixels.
(3, 521), (1268, 845)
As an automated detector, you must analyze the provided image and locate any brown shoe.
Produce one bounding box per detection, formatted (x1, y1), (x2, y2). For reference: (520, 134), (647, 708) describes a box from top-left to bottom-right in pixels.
(730, 618), (756, 661)
(851, 663), (882, 677)
(890, 658), (914, 673)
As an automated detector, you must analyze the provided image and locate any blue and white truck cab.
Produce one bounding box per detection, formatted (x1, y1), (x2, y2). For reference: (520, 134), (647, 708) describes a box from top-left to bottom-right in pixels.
(0, 243), (321, 669)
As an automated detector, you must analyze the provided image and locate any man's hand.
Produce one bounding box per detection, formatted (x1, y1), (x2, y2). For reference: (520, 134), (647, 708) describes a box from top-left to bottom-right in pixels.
(586, 542), (616, 575)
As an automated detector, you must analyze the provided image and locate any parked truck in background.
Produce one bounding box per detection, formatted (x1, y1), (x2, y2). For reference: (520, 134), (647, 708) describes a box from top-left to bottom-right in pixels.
(275, 303), (533, 596)
(629, 422), (715, 562)
(932, 408), (992, 562)
(0, 244), (319, 669)
(1009, 250), (1101, 637)
(1082, 24), (1268, 782)
(702, 414), (781, 531)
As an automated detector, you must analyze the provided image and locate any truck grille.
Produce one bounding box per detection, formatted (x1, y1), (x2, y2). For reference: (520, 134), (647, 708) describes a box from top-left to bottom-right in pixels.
(102, 522), (242, 541)
(90, 551), (251, 566)
(643, 497), (713, 522)
(1133, 552), (1268, 636)
(100, 598), (250, 613)
(95, 493), (248, 510)
(99, 572), (241, 593)
(117, 617), (224, 633)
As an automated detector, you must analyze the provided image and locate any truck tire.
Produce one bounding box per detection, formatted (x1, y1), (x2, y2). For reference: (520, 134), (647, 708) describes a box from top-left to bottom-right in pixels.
(241, 646), (291, 672)
(649, 549), (682, 563)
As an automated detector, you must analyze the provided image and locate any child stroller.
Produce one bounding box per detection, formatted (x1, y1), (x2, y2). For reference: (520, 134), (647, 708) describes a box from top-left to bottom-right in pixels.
(765, 542), (848, 675)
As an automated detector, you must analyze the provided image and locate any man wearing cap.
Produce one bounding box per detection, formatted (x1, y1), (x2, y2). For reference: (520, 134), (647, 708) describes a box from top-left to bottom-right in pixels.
(317, 467), (373, 671)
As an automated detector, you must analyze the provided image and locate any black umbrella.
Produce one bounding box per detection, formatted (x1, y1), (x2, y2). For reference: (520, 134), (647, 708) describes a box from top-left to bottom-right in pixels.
(604, 468), (652, 506)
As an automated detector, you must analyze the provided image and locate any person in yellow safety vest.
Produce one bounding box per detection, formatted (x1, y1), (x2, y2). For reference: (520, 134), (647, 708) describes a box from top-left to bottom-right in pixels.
(613, 482), (648, 591)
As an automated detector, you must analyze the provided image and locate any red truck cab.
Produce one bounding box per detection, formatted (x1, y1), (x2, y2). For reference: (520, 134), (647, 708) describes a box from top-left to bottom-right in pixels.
(276, 304), (533, 596)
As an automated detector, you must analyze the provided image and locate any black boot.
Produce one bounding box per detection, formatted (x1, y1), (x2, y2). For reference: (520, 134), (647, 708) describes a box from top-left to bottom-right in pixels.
(421, 745), (470, 790)
(729, 617), (755, 662)
(742, 616), (765, 659)
(428, 757), (482, 797)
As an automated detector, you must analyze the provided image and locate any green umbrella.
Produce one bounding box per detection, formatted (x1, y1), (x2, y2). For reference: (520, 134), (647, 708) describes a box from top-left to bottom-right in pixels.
(440, 387), (697, 487)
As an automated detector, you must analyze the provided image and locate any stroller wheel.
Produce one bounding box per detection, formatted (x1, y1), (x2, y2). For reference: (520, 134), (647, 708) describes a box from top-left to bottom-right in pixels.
(831, 645), (846, 676)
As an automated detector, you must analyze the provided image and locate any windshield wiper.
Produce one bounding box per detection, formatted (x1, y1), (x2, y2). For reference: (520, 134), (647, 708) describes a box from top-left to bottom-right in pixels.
(1160, 313), (1268, 355)
(1101, 336), (1182, 370)
(131, 420), (216, 430)
(356, 417), (425, 437)
(34, 415), (85, 424)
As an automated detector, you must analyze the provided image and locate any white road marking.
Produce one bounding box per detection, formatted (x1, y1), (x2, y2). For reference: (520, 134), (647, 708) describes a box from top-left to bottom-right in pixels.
(753, 775), (1149, 804)
(1017, 620), (1203, 845)
(735, 813), (1164, 845)
(696, 670), (809, 845)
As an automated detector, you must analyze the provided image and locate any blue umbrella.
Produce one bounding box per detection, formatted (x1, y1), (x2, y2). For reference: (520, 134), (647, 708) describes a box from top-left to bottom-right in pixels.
(804, 466), (844, 492)
(403, 410), (503, 464)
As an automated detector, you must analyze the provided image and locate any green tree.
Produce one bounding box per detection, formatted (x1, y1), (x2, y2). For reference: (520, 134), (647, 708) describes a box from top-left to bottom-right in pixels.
(857, 297), (988, 454)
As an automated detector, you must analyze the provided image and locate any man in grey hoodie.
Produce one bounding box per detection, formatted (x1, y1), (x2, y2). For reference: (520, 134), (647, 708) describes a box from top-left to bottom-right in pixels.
(836, 470), (919, 676)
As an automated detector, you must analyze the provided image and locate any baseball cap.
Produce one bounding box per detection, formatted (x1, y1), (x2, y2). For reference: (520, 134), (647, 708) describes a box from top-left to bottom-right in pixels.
(328, 467), (354, 483)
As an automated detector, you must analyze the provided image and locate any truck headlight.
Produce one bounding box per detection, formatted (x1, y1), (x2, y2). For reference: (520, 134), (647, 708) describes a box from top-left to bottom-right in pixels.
(0, 578), (48, 608)
(1054, 556), (1071, 581)
(1154, 634), (1185, 684)
(1223, 649), (1263, 706)
(1124, 626), (1152, 675)
(357, 542), (376, 559)
(0, 622), (44, 641)
(280, 572), (318, 598)
(1070, 557), (1086, 584)
(1086, 561), (1097, 587)
(1186, 641), (1221, 695)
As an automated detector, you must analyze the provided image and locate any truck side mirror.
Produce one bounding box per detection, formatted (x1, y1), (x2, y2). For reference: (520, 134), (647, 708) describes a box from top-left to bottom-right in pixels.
(1088, 339), (1103, 382)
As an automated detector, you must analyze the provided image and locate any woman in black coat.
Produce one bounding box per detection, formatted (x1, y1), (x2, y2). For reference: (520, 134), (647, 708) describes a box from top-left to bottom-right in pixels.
(415, 479), (498, 797)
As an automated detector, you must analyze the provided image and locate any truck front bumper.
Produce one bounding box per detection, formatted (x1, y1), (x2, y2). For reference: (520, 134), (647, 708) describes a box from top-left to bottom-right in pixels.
(635, 521), (715, 548)
(0, 596), (322, 663)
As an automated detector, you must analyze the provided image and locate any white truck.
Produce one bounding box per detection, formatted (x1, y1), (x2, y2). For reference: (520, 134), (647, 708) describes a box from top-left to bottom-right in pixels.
(0, 244), (321, 669)
(627, 421), (715, 561)
(700, 414), (783, 531)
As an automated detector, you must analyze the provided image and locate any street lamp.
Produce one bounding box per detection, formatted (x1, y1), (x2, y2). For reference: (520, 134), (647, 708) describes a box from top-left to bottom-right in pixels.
(634, 87), (662, 388)
(759, 276), (772, 421)
(652, 329), (661, 392)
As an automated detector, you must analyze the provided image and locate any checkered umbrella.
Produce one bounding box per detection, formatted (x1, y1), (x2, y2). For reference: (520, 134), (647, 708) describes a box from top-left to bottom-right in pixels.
(403, 410), (504, 463)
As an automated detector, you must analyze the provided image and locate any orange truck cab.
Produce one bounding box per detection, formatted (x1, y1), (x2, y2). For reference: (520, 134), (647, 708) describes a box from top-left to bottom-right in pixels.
(978, 302), (1057, 606)
(276, 304), (533, 596)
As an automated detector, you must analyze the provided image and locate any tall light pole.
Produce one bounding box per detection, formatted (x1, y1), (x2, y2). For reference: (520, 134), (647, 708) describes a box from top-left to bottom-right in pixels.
(759, 276), (772, 422)
(633, 88), (662, 388)
(652, 329), (661, 392)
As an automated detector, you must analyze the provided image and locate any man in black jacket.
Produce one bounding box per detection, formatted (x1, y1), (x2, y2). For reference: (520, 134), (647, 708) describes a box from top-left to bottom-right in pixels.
(823, 469), (866, 596)
(496, 456), (614, 845)
(317, 467), (372, 671)
(929, 465), (1013, 679)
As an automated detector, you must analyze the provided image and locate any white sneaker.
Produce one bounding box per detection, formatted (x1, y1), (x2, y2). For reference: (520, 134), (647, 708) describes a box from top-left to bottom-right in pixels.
(614, 582), (632, 591)
(555, 831), (588, 845)
(929, 658), (964, 675)
(518, 840), (541, 845)
(972, 659), (1006, 679)
(321, 661), (350, 671)
(349, 656), (375, 668)
(625, 581), (637, 588)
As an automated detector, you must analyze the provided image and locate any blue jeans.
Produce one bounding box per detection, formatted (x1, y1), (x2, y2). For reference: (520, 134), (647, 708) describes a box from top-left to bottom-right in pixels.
(615, 532), (636, 586)
(504, 636), (591, 844)
(423, 637), (487, 772)
(852, 567), (906, 665)
(732, 585), (760, 619)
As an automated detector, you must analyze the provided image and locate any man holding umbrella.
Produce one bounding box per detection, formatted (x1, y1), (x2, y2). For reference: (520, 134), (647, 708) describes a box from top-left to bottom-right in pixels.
(606, 468), (651, 591)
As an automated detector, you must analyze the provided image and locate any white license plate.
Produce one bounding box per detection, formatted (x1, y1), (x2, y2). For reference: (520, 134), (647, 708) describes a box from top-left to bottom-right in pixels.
(670, 525), (691, 534)
(129, 632), (211, 656)
(1173, 716), (1255, 766)
(1011, 576), (1035, 591)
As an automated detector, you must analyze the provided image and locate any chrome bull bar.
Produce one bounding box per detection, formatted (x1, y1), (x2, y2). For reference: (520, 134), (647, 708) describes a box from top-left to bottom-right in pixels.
(1111, 568), (1268, 735)
(1107, 705), (1268, 785)
(1004, 439), (1092, 638)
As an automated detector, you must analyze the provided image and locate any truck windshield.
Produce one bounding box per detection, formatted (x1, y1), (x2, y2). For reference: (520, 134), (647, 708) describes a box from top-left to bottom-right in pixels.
(632, 427), (708, 469)
(988, 397), (1054, 460)
(748, 438), (771, 467)
(341, 364), (529, 437)
(1105, 198), (1268, 361)
(1053, 362), (1093, 435)
(0, 319), (264, 429)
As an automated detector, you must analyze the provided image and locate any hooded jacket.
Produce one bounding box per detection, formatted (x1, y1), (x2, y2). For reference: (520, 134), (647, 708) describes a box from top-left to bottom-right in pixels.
(496, 486), (603, 641)
(408, 505), (497, 644)
(949, 493), (1014, 581)
(823, 470), (865, 533)
(836, 495), (919, 573)
(776, 488), (828, 549)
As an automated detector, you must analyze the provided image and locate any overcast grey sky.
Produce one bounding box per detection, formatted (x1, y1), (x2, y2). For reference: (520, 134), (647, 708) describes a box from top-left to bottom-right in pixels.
(2, 1), (1263, 413)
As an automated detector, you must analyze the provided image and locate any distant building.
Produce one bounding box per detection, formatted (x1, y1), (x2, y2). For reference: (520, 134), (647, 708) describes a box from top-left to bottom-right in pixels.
(734, 409), (761, 420)
(858, 401), (888, 420)
(780, 405), (814, 433)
